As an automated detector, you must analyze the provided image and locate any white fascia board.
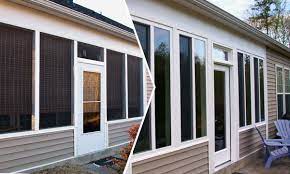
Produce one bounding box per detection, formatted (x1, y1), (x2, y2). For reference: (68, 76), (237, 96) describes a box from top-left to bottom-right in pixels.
(9, 0), (137, 43)
(173, 0), (290, 57)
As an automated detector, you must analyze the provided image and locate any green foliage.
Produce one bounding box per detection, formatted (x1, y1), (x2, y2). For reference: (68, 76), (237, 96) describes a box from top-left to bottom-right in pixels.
(247, 0), (290, 46)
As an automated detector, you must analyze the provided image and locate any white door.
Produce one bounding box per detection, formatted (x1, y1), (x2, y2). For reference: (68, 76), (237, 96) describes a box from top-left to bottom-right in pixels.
(214, 65), (231, 167)
(76, 63), (106, 156)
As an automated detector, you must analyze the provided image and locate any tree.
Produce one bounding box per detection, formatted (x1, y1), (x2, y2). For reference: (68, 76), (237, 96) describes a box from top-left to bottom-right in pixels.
(247, 0), (290, 47)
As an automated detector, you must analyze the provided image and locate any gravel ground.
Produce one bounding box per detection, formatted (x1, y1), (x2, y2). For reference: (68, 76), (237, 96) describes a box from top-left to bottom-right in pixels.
(31, 163), (119, 174)
(236, 156), (290, 174)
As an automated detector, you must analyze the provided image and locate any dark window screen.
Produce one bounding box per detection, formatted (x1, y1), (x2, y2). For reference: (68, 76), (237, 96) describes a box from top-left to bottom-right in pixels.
(0, 24), (33, 134)
(40, 33), (72, 129)
(107, 50), (126, 120)
(78, 42), (103, 61)
(128, 55), (143, 117)
(238, 52), (245, 127)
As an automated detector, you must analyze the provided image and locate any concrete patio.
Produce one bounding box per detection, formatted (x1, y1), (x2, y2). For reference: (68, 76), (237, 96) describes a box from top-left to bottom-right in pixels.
(235, 155), (290, 174)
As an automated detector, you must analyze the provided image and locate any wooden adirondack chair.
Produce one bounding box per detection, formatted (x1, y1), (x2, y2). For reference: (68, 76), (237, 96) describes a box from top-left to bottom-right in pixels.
(255, 126), (290, 168)
(275, 120), (290, 140)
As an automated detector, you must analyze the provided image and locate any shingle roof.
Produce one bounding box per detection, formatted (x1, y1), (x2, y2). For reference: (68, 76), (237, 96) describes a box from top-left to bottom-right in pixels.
(50, 0), (134, 33)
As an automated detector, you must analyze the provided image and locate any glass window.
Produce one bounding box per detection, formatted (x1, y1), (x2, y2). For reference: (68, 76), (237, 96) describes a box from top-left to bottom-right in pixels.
(254, 58), (260, 123)
(106, 50), (126, 121)
(180, 35), (193, 141)
(260, 60), (265, 121)
(133, 22), (151, 153)
(276, 67), (284, 119)
(127, 55), (143, 118)
(285, 70), (290, 93)
(134, 110), (151, 153)
(134, 22), (150, 66)
(154, 27), (171, 148)
(245, 55), (252, 126)
(214, 70), (226, 151)
(238, 53), (245, 127)
(83, 72), (101, 133)
(277, 67), (284, 93)
(213, 47), (228, 61)
(278, 94), (284, 119)
(195, 39), (207, 138)
(40, 33), (72, 129)
(0, 24), (33, 134)
(78, 42), (103, 61)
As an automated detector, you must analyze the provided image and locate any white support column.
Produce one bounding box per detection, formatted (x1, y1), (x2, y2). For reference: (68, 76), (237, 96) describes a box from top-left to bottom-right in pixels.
(33, 31), (40, 131)
(171, 27), (181, 146)
(207, 40), (215, 174)
(73, 40), (78, 156)
(231, 48), (239, 162)
(150, 25), (156, 150)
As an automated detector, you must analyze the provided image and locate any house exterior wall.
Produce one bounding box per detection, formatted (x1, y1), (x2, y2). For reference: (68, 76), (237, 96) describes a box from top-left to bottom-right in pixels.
(0, 0), (145, 172)
(239, 124), (266, 158)
(126, 0), (267, 173)
(132, 141), (209, 174)
(108, 119), (142, 146)
(266, 48), (290, 138)
(0, 129), (74, 173)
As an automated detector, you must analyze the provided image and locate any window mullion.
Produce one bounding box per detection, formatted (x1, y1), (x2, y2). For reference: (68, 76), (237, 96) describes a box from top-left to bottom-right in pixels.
(125, 54), (129, 119)
(250, 56), (255, 125)
(192, 38), (196, 139)
(150, 25), (156, 150)
(243, 54), (247, 126)
(34, 31), (40, 131)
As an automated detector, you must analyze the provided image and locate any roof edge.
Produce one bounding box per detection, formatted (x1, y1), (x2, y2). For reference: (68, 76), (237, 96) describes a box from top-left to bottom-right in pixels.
(9, 0), (137, 43)
(174, 0), (290, 57)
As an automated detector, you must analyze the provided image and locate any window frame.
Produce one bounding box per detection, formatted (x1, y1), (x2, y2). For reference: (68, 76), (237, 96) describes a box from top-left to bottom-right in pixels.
(238, 51), (266, 129)
(133, 18), (209, 155)
(275, 65), (290, 119)
(179, 32), (208, 141)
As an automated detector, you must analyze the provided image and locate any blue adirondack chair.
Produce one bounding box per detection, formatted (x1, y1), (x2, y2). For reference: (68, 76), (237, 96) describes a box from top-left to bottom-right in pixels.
(255, 126), (290, 168)
(275, 120), (290, 140)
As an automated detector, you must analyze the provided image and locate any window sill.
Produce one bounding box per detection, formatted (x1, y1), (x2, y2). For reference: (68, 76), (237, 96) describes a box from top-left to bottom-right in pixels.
(238, 122), (266, 132)
(131, 137), (209, 163)
(107, 117), (143, 124)
(0, 126), (74, 140)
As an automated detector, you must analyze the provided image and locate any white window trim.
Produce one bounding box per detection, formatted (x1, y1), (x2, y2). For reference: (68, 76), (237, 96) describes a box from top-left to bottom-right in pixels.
(238, 51), (266, 130)
(132, 17), (209, 156)
(275, 64), (290, 119)
(177, 29), (208, 143)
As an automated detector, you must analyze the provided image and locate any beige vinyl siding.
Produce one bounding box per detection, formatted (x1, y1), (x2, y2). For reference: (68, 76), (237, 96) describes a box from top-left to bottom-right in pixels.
(132, 141), (209, 174)
(239, 124), (266, 158)
(267, 49), (290, 138)
(0, 129), (74, 173)
(108, 119), (141, 146)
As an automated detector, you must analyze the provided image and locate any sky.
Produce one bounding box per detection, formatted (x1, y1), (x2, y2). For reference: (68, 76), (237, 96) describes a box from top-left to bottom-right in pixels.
(208, 0), (290, 20)
(74, 0), (134, 28)
(73, 0), (290, 27)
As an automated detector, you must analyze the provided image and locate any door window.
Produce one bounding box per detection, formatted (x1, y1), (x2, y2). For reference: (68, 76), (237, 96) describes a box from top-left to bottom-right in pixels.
(83, 72), (101, 133)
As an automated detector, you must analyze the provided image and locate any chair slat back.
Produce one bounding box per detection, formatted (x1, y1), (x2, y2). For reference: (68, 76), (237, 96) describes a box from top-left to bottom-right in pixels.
(275, 120), (290, 139)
